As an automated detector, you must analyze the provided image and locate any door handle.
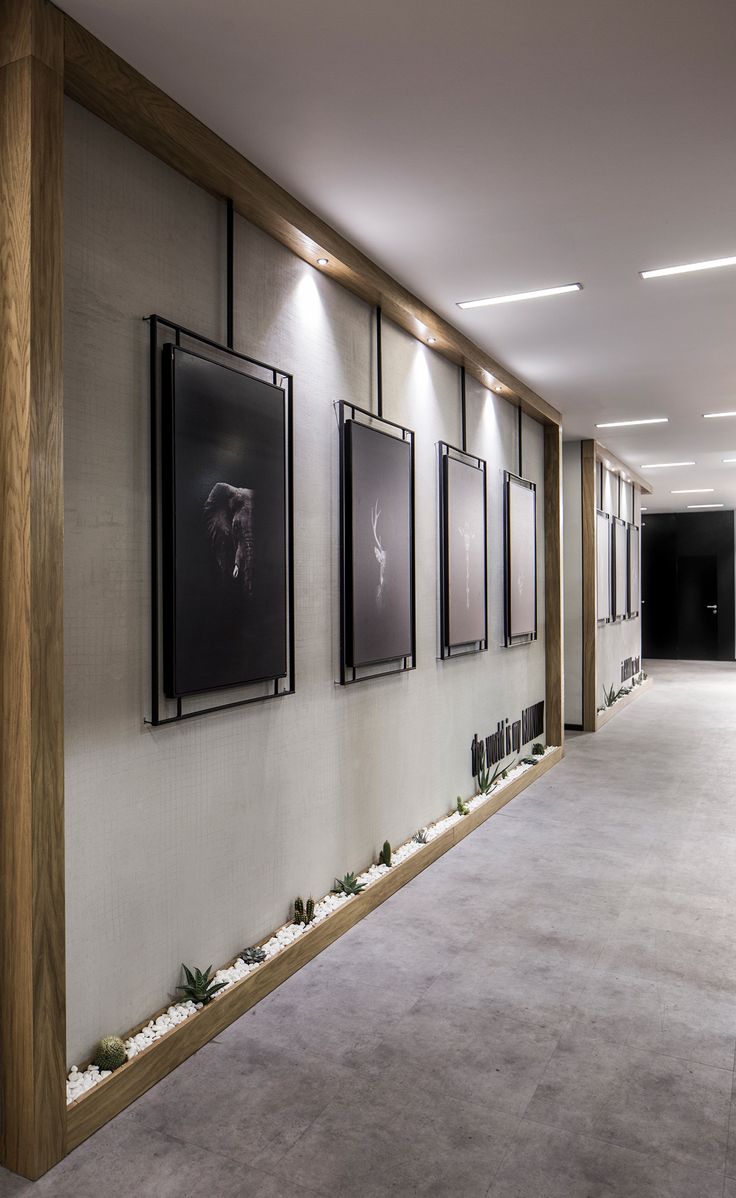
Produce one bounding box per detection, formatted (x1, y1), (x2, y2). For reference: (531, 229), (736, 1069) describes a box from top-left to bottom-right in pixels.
(706, 604), (718, 611)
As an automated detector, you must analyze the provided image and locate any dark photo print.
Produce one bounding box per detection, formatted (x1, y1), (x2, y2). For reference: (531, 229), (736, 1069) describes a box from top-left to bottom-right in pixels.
(444, 454), (487, 648)
(162, 344), (287, 696)
(596, 511), (612, 623)
(505, 474), (537, 642)
(345, 419), (414, 667)
(628, 523), (640, 617)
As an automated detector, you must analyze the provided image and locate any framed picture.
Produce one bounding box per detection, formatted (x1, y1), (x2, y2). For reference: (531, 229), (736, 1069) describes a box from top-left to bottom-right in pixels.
(338, 403), (415, 682)
(627, 523), (640, 618)
(438, 444), (488, 657)
(596, 510), (612, 623)
(160, 340), (290, 700)
(612, 517), (628, 621)
(504, 472), (537, 646)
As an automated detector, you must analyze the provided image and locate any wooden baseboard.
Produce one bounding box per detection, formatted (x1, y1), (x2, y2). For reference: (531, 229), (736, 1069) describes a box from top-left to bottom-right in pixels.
(66, 746), (562, 1153)
(594, 676), (652, 730)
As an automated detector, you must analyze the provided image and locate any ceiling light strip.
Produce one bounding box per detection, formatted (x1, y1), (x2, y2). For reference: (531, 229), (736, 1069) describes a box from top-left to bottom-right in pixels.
(457, 283), (582, 310)
(641, 255), (736, 279)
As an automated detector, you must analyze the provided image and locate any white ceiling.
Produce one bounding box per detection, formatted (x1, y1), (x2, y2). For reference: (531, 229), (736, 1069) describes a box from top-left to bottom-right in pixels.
(62, 0), (736, 512)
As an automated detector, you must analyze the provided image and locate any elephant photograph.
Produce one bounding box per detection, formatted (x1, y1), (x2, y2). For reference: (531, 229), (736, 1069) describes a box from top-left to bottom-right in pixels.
(161, 344), (287, 696)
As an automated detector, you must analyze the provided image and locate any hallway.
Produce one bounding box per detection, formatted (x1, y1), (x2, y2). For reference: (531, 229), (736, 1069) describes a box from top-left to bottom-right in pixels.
(3, 660), (735, 1196)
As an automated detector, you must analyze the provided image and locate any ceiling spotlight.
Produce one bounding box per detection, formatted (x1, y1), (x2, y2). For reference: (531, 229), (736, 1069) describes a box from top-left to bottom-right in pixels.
(687, 503), (724, 509)
(703, 411), (736, 419)
(317, 257), (329, 266)
(671, 488), (714, 494)
(427, 336), (437, 344)
(457, 283), (582, 309)
(640, 255), (736, 279)
(640, 507), (648, 511)
(641, 461), (695, 468)
(494, 385), (503, 393)
(595, 418), (668, 429)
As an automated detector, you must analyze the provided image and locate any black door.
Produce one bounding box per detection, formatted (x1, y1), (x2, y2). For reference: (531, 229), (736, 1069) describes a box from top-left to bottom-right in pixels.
(676, 555), (718, 659)
(642, 511), (735, 661)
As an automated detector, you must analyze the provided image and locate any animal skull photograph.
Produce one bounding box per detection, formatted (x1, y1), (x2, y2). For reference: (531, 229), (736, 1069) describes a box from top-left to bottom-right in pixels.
(162, 345), (287, 696)
(344, 419), (414, 668)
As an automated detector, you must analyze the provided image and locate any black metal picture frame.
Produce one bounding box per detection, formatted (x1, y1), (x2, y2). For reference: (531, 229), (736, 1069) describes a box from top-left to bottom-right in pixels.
(337, 401), (416, 685)
(148, 314), (295, 726)
(438, 442), (488, 658)
(627, 522), (640, 619)
(596, 509), (612, 625)
(612, 516), (628, 622)
(503, 471), (538, 647)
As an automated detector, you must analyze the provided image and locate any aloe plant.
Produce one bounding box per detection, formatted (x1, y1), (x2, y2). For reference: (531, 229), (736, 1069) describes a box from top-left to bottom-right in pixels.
(177, 964), (227, 1006)
(413, 828), (430, 845)
(477, 751), (515, 796)
(603, 683), (628, 708)
(378, 840), (392, 867)
(333, 872), (366, 896)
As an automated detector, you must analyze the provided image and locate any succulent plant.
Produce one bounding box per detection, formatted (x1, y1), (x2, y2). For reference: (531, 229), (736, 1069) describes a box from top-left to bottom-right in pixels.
(177, 964), (227, 1006)
(603, 683), (628, 708)
(478, 752), (515, 796)
(413, 827), (430, 844)
(333, 872), (366, 896)
(532, 742), (545, 756)
(293, 896), (315, 926)
(378, 840), (392, 867)
(520, 756), (537, 766)
(456, 795), (470, 816)
(93, 1035), (127, 1072)
(239, 945), (267, 966)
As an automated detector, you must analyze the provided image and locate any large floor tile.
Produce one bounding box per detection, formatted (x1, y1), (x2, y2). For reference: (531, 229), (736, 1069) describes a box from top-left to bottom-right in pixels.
(266, 1077), (518, 1196)
(363, 997), (561, 1115)
(525, 1029), (732, 1172)
(124, 1039), (355, 1165)
(488, 1119), (724, 1198)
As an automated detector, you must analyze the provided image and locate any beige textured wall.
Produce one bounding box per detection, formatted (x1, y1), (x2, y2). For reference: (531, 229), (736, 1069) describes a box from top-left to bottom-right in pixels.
(63, 99), (547, 1064)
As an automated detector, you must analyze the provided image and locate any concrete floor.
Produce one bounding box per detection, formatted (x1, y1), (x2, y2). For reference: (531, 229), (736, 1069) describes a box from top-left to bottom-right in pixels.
(3, 659), (736, 1196)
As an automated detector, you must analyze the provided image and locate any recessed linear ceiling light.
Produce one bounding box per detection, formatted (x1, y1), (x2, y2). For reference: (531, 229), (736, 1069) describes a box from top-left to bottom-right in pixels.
(457, 283), (582, 309)
(640, 255), (736, 279)
(687, 503), (724, 509)
(640, 507), (648, 511)
(703, 411), (736, 419)
(671, 488), (714, 494)
(723, 458), (736, 462)
(595, 418), (668, 429)
(641, 461), (695, 469)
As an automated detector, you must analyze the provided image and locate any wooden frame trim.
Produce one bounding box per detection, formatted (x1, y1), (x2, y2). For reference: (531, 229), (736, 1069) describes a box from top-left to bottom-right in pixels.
(581, 439), (648, 732)
(0, 2), (565, 1178)
(66, 748), (562, 1152)
(595, 675), (652, 730)
(60, 14), (560, 429)
(0, 0), (66, 1180)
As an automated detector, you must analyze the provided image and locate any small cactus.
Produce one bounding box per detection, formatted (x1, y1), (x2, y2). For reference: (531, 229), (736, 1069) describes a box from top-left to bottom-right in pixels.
(532, 742), (545, 756)
(293, 896), (316, 926)
(456, 795), (470, 816)
(93, 1035), (127, 1073)
(333, 872), (366, 896)
(378, 840), (392, 867)
(239, 945), (266, 966)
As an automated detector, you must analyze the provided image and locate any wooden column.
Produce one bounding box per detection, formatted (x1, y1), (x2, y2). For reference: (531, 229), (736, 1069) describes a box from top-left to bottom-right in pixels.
(0, 0), (66, 1179)
(581, 440), (598, 731)
(544, 423), (564, 749)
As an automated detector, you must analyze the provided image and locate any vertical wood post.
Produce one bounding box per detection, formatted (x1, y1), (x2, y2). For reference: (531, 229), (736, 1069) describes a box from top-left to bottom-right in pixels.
(544, 422), (564, 750)
(0, 0), (66, 1179)
(581, 439), (598, 731)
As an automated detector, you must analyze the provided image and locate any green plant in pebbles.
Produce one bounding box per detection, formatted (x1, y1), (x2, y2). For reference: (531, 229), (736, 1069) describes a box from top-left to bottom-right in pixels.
(603, 683), (628, 708)
(293, 896), (315, 926)
(378, 840), (392, 867)
(413, 827), (430, 844)
(239, 945), (266, 965)
(456, 795), (470, 816)
(93, 1035), (127, 1072)
(519, 757), (537, 766)
(177, 964), (227, 1006)
(333, 872), (366, 896)
(532, 742), (545, 756)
